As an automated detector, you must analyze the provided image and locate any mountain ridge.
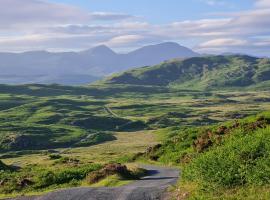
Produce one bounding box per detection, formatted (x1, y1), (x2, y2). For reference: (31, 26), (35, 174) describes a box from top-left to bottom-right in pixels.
(0, 42), (199, 85)
(103, 55), (270, 90)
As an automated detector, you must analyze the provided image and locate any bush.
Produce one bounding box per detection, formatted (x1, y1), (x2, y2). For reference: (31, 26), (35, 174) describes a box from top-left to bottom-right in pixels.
(36, 171), (56, 188)
(55, 156), (80, 164)
(49, 154), (62, 160)
(0, 160), (11, 171)
(183, 127), (270, 188)
(86, 163), (136, 184)
(33, 164), (102, 189)
(74, 132), (116, 147)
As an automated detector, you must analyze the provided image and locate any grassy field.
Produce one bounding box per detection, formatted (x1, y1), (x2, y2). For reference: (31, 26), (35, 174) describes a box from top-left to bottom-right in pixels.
(0, 129), (157, 198)
(2, 131), (157, 166)
(0, 55), (270, 198)
(0, 83), (270, 198)
(0, 83), (270, 152)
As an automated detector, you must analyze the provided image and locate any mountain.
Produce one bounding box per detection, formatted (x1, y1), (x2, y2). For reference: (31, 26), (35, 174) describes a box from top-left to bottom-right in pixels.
(0, 42), (198, 85)
(103, 55), (270, 90)
(117, 42), (199, 71)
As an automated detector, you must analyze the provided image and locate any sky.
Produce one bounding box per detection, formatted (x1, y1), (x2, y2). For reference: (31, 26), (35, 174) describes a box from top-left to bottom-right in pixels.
(0, 0), (269, 56)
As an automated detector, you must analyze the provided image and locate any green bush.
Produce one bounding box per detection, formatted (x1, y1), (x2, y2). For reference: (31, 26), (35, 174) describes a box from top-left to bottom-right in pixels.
(36, 171), (56, 188)
(49, 154), (62, 160)
(0, 160), (11, 171)
(183, 127), (270, 188)
(86, 163), (146, 184)
(0, 163), (102, 193)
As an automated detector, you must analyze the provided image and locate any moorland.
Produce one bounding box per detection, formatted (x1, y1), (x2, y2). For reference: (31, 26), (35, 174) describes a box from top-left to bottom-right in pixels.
(0, 55), (270, 199)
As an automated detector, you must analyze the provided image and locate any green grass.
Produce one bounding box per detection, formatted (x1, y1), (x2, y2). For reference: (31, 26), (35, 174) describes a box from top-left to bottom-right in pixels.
(90, 175), (132, 187)
(103, 55), (270, 90)
(143, 111), (270, 199)
(1, 83), (269, 152)
(175, 182), (270, 200)
(0, 130), (156, 198)
(0, 79), (270, 199)
(0, 163), (102, 196)
(86, 163), (146, 187)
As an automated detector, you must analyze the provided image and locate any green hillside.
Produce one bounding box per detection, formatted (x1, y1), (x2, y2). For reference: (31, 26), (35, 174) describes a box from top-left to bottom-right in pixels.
(0, 84), (150, 152)
(140, 111), (270, 199)
(0, 83), (269, 152)
(0, 54), (270, 152)
(104, 55), (270, 90)
(0, 61), (270, 198)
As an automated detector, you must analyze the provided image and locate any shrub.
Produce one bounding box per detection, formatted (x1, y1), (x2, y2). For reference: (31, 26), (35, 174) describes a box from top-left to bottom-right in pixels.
(49, 154), (62, 160)
(86, 163), (135, 184)
(36, 170), (56, 188)
(54, 156), (80, 164)
(183, 127), (270, 188)
(0, 160), (10, 171)
(35, 164), (102, 188)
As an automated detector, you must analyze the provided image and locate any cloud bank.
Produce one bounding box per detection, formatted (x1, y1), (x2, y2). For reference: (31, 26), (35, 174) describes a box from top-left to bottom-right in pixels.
(0, 0), (269, 56)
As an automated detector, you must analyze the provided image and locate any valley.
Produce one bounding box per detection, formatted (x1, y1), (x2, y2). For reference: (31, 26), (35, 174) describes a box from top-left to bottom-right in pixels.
(0, 55), (269, 199)
(1, 0), (270, 199)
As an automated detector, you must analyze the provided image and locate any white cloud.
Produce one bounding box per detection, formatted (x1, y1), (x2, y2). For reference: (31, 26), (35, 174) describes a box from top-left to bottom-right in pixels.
(0, 0), (132, 31)
(198, 38), (248, 48)
(255, 0), (270, 7)
(0, 0), (269, 56)
(105, 35), (145, 47)
(0, 33), (113, 52)
(90, 12), (133, 21)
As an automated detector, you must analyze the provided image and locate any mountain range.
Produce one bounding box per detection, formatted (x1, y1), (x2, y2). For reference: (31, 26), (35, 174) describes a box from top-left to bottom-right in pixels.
(0, 42), (198, 85)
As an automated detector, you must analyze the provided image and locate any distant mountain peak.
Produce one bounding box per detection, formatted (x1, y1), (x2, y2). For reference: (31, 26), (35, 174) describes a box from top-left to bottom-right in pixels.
(129, 42), (199, 58)
(153, 42), (183, 47)
(137, 42), (191, 49)
(82, 45), (116, 56)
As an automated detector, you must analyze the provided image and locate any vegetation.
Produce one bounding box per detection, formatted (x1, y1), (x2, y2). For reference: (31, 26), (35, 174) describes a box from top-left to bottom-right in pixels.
(0, 162), (101, 195)
(104, 55), (270, 90)
(0, 131), (157, 198)
(0, 82), (270, 198)
(0, 160), (11, 171)
(139, 111), (270, 199)
(86, 163), (146, 184)
(0, 55), (270, 198)
(90, 175), (132, 187)
(0, 159), (148, 197)
(1, 80), (269, 152)
(89, 165), (147, 187)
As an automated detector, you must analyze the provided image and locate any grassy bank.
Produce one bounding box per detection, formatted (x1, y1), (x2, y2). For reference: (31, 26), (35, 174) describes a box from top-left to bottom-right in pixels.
(141, 111), (270, 199)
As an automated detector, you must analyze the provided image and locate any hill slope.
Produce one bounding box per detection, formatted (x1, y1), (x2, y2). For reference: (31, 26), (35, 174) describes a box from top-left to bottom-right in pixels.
(140, 111), (270, 199)
(0, 42), (198, 85)
(104, 55), (270, 89)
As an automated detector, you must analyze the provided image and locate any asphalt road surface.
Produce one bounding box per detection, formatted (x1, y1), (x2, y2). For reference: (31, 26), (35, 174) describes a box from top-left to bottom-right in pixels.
(10, 165), (179, 200)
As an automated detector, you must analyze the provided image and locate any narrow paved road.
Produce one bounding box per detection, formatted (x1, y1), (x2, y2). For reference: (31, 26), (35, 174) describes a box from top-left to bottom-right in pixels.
(10, 165), (179, 200)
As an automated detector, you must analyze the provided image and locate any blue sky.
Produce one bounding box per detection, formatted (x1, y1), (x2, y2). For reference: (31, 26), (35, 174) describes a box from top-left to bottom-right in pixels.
(0, 0), (269, 56)
(52, 0), (253, 23)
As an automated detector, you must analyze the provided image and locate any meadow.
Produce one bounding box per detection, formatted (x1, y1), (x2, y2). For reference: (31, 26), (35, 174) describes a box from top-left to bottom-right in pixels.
(0, 83), (270, 198)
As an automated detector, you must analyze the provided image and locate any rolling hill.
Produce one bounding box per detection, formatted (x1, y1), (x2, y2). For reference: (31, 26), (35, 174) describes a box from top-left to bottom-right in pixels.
(104, 55), (270, 89)
(0, 58), (270, 198)
(0, 42), (198, 85)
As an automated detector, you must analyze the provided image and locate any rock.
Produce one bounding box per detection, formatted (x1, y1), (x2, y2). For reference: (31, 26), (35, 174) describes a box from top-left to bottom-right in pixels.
(17, 178), (33, 188)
